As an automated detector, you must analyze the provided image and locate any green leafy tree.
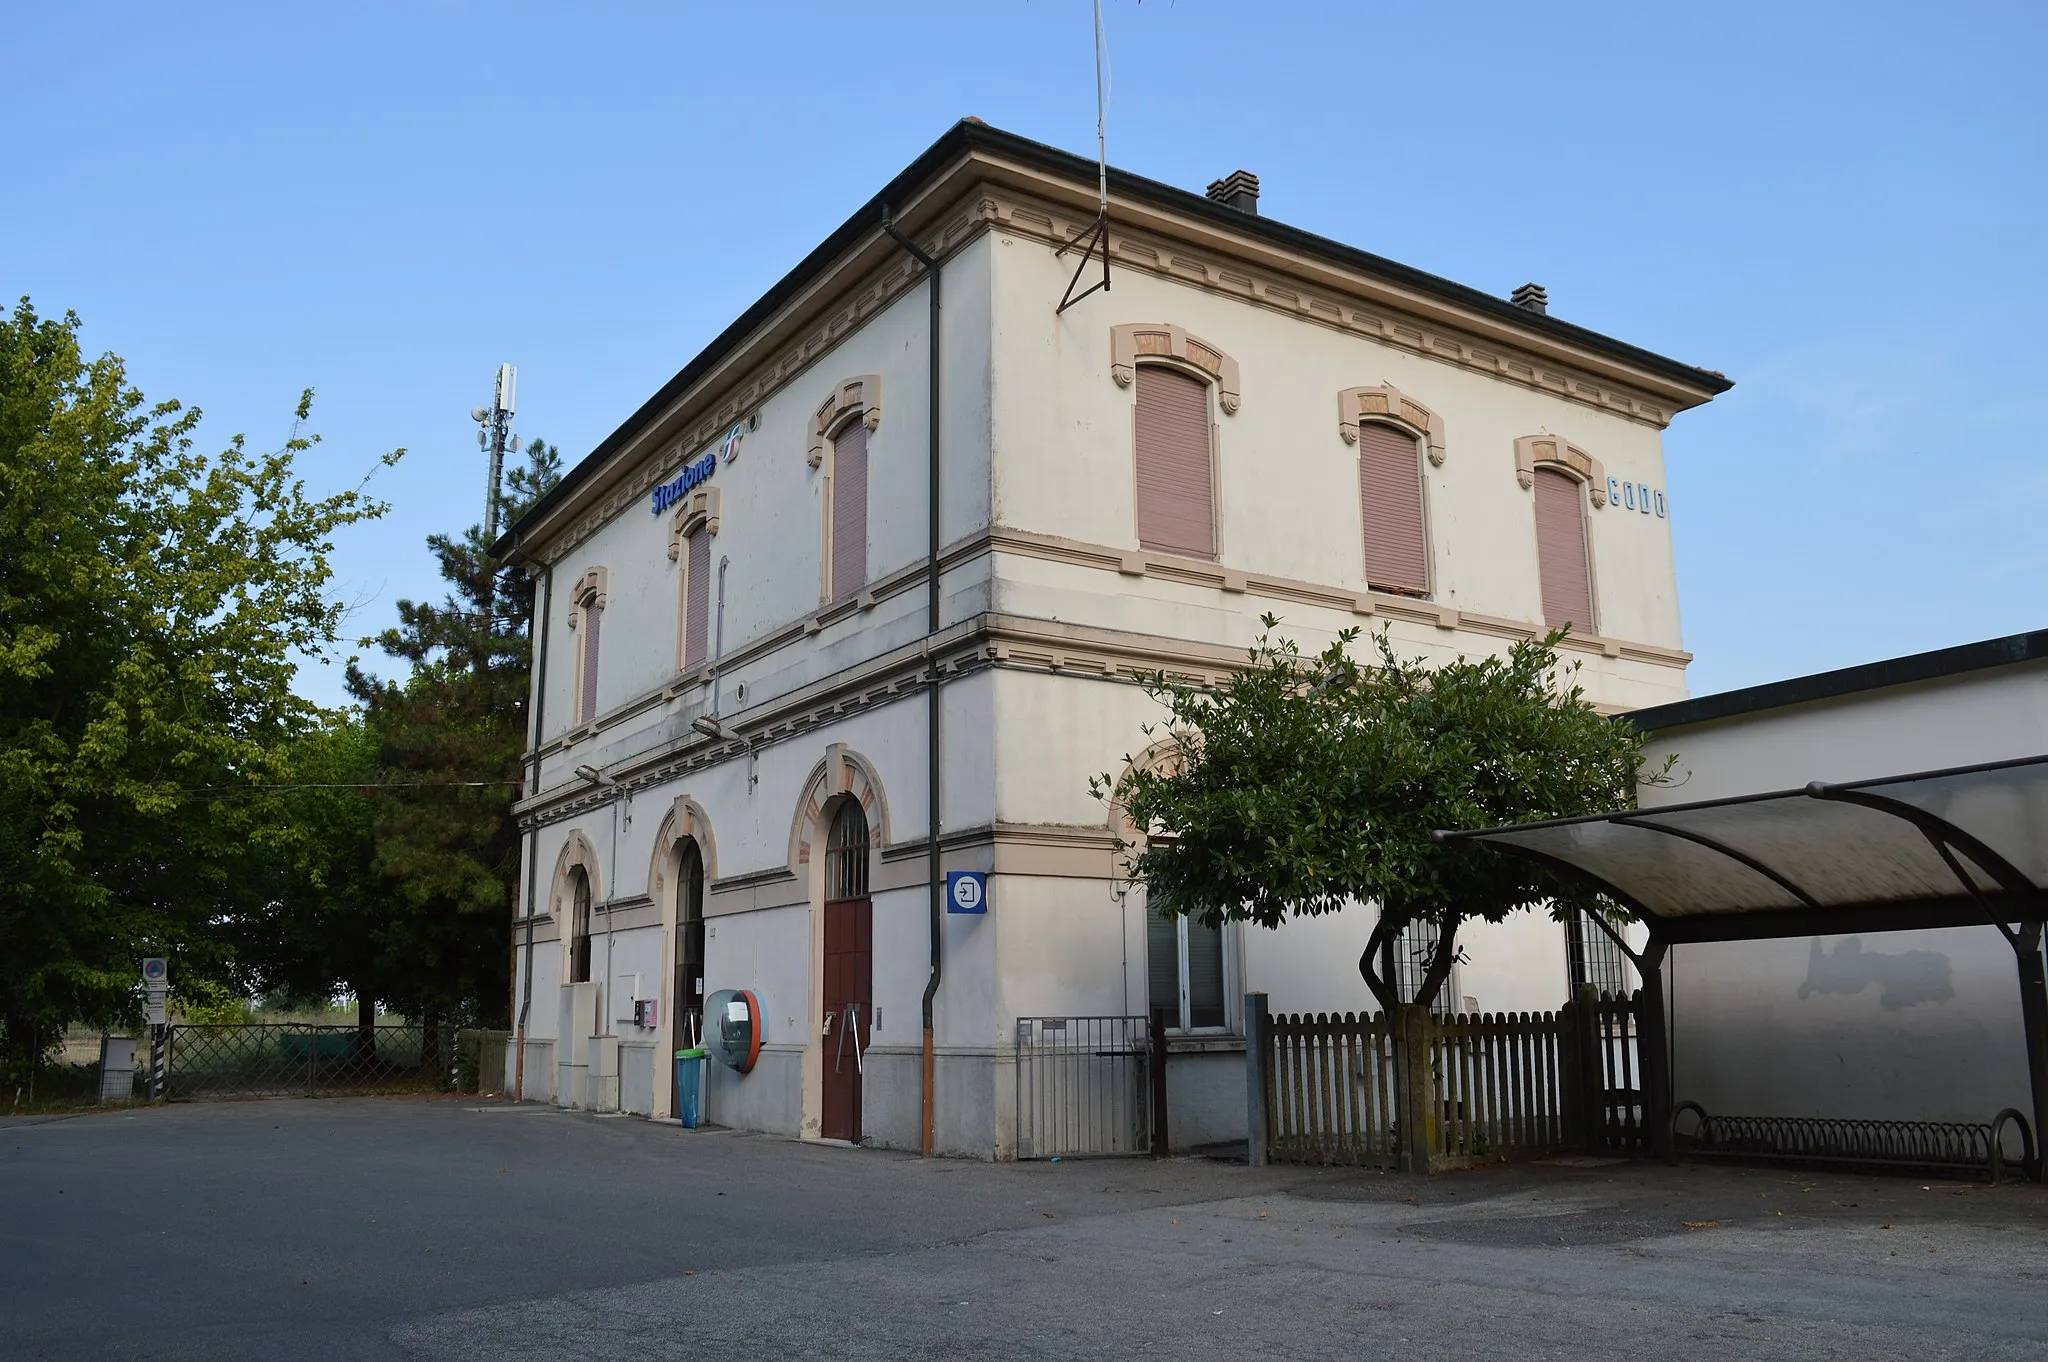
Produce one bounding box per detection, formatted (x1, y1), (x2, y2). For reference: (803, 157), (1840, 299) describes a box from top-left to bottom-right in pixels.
(344, 441), (561, 1031)
(0, 298), (396, 1081)
(234, 715), (386, 1038)
(1097, 619), (1666, 1010)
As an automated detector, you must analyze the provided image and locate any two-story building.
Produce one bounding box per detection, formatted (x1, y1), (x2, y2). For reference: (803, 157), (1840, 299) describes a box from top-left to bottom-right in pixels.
(493, 120), (1731, 1157)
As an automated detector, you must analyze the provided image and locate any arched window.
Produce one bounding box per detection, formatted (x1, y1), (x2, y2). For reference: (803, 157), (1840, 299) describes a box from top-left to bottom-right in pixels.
(825, 800), (870, 902)
(1133, 365), (1216, 558)
(1356, 420), (1429, 595)
(674, 841), (706, 1050)
(568, 867), (593, 985)
(828, 419), (869, 600)
(1533, 465), (1595, 632)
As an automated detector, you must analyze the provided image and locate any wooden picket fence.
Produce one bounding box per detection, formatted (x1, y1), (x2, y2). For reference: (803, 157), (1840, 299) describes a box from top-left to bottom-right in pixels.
(1427, 1010), (1570, 1160)
(1267, 1011), (1399, 1166)
(1254, 991), (1650, 1170)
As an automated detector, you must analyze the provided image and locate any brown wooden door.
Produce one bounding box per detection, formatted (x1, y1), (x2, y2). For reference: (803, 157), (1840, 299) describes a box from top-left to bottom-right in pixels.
(821, 894), (872, 1142)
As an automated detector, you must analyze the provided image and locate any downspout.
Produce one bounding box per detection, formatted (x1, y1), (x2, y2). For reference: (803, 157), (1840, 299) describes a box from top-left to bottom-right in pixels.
(882, 204), (942, 1158)
(515, 555), (552, 1102)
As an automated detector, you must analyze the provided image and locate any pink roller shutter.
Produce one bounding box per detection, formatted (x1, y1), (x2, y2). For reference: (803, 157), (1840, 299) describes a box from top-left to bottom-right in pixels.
(683, 526), (711, 669)
(1357, 422), (1429, 594)
(578, 602), (602, 723)
(831, 420), (868, 598)
(1133, 366), (1216, 558)
(1534, 467), (1594, 632)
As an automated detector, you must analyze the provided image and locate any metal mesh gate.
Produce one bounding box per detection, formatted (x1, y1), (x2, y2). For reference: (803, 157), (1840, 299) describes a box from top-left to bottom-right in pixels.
(1013, 1016), (1151, 1158)
(163, 1024), (453, 1099)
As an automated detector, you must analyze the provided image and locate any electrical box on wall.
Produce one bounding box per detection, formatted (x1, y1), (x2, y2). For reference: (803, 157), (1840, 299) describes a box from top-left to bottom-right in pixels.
(631, 999), (659, 1030)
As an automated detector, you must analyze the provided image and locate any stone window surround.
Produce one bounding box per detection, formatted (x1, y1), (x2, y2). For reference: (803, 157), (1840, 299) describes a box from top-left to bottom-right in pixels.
(1514, 433), (1609, 507)
(548, 829), (604, 919)
(812, 376), (882, 604)
(665, 488), (722, 560)
(788, 743), (892, 876)
(668, 490), (722, 678)
(565, 567), (609, 731)
(807, 375), (882, 469)
(1336, 384), (1445, 465)
(1340, 383), (1443, 600)
(648, 795), (719, 904)
(1110, 323), (1242, 414)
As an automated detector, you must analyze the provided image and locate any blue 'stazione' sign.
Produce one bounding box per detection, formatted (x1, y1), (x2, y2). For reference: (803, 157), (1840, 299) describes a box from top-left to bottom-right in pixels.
(652, 453), (717, 515)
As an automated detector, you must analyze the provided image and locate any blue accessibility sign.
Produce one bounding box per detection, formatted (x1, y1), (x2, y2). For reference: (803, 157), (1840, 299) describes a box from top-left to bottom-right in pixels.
(945, 871), (988, 914)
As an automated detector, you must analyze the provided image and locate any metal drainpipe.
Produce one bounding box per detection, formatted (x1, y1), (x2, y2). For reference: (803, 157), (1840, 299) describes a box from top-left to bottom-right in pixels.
(711, 556), (729, 715)
(882, 204), (942, 1158)
(516, 555), (552, 1102)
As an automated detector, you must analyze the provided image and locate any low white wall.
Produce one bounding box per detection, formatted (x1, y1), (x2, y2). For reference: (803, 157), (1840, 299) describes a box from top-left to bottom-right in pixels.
(1671, 928), (2032, 1125)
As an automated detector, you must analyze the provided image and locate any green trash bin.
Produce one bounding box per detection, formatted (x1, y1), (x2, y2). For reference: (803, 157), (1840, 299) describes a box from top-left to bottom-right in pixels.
(674, 1049), (706, 1128)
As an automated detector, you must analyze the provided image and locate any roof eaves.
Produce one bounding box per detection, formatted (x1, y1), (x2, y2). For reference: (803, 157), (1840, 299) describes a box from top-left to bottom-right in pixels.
(498, 118), (1733, 558)
(1624, 628), (2048, 734)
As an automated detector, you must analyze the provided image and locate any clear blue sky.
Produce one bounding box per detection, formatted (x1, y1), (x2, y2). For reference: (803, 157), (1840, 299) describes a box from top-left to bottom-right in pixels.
(6, 1), (2042, 707)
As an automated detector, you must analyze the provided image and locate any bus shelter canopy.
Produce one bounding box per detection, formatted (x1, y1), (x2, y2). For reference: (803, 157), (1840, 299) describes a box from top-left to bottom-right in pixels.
(1435, 754), (2048, 944)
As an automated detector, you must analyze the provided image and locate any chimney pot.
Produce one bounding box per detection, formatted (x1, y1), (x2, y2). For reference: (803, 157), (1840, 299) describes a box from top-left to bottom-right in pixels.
(1511, 282), (1549, 315)
(1205, 170), (1260, 215)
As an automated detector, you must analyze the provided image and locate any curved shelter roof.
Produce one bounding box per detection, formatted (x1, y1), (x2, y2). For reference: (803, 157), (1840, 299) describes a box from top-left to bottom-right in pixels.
(1437, 753), (2048, 944)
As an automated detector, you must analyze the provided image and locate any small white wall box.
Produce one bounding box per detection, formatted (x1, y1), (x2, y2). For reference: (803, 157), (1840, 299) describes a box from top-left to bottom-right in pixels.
(98, 1036), (137, 1102)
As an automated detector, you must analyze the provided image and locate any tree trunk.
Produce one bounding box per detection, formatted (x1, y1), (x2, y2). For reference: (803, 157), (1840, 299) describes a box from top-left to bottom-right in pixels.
(420, 1005), (441, 1081)
(354, 988), (377, 1063)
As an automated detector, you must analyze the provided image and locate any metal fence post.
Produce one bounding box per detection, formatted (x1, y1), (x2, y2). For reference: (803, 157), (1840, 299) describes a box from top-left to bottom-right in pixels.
(1244, 992), (1270, 1167)
(307, 1024), (318, 1096)
(1636, 943), (1676, 1164)
(1149, 1008), (1171, 1157)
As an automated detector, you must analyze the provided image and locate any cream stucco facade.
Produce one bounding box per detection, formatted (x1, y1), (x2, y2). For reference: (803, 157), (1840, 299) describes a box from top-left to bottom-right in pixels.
(498, 122), (1729, 1155)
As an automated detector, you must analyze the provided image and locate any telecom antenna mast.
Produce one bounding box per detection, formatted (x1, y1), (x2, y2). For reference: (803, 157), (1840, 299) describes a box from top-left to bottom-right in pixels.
(471, 363), (521, 543)
(1056, 0), (1112, 313)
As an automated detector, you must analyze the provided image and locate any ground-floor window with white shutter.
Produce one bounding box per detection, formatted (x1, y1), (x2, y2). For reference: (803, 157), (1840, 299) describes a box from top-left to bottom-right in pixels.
(1147, 907), (1228, 1031)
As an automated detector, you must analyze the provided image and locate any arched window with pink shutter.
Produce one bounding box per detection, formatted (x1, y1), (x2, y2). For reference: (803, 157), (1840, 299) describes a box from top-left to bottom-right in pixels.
(1533, 466), (1595, 632)
(1356, 420), (1430, 595)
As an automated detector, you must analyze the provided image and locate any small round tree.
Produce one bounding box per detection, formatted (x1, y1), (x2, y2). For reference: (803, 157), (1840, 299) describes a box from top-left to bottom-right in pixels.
(1096, 618), (1667, 1011)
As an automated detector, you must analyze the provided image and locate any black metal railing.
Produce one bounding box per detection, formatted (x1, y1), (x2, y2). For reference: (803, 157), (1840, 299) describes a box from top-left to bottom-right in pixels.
(163, 1024), (454, 1100)
(1673, 1101), (2038, 1182)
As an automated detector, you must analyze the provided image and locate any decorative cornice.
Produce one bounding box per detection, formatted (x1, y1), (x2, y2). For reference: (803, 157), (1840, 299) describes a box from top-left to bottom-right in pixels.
(1337, 384), (1445, 465)
(521, 526), (1690, 821)
(987, 184), (1681, 431)
(527, 194), (995, 566)
(517, 597), (1687, 836)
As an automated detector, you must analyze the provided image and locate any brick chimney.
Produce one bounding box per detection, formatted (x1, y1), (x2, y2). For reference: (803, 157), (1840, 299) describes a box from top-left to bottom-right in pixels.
(1205, 170), (1260, 215)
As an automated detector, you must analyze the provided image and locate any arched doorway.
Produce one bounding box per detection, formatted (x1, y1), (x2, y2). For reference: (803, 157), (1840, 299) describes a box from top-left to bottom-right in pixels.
(568, 867), (593, 985)
(821, 798), (872, 1142)
(671, 838), (707, 1113)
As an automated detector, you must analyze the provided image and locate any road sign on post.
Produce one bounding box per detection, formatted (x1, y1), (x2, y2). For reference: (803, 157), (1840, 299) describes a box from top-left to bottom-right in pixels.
(141, 960), (168, 1099)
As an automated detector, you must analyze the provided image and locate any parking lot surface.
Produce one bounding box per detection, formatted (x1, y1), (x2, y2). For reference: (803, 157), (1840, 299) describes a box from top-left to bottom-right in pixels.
(4, 1097), (2045, 1360)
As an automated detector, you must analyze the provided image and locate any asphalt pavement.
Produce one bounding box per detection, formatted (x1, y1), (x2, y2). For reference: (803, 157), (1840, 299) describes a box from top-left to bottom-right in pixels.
(3, 1096), (2045, 1360)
